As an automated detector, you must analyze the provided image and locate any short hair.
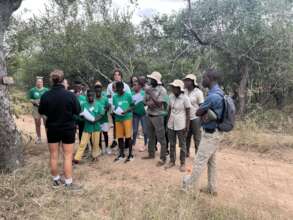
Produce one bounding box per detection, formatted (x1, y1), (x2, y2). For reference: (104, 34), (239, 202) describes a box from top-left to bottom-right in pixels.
(50, 69), (64, 84)
(87, 89), (95, 96)
(205, 68), (221, 82)
(115, 81), (124, 90)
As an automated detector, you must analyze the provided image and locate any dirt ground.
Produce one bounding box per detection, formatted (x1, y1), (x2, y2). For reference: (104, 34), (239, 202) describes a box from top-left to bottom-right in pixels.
(14, 115), (293, 219)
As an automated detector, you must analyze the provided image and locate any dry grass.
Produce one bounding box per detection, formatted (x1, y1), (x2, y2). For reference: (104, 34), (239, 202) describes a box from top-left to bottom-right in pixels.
(221, 106), (293, 162)
(0, 154), (264, 220)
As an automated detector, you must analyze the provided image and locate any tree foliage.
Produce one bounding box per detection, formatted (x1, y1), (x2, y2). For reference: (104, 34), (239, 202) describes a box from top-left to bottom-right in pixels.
(6, 0), (293, 113)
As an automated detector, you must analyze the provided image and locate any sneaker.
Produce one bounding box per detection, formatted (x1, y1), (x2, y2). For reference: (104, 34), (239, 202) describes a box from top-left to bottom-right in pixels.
(114, 155), (125, 162)
(125, 155), (134, 163)
(64, 183), (82, 192)
(179, 164), (186, 172)
(52, 179), (63, 189)
(110, 141), (118, 149)
(156, 160), (166, 167)
(106, 148), (112, 155)
(165, 162), (175, 169)
(142, 155), (155, 160)
(35, 137), (41, 144)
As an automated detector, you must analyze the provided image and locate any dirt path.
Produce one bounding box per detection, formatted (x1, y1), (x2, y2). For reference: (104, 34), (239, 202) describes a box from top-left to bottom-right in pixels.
(16, 115), (293, 219)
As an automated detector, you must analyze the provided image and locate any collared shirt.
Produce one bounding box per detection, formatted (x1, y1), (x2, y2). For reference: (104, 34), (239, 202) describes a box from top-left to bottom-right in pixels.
(145, 85), (168, 116)
(199, 84), (224, 130)
(167, 93), (191, 131)
(184, 88), (204, 120)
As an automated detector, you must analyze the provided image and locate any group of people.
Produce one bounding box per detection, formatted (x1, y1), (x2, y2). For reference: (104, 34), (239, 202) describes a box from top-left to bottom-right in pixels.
(29, 68), (225, 195)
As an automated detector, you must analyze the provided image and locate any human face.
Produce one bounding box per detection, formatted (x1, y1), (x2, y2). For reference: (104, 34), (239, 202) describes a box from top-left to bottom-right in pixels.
(116, 86), (124, 95)
(87, 93), (95, 103)
(36, 79), (43, 88)
(202, 73), (211, 88)
(114, 71), (122, 82)
(95, 86), (102, 97)
(63, 79), (69, 90)
(171, 86), (181, 97)
(149, 78), (158, 87)
(184, 79), (193, 90)
(133, 81), (141, 93)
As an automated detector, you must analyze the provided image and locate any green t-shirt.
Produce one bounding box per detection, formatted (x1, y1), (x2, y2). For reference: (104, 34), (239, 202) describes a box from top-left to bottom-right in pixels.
(113, 92), (133, 122)
(28, 87), (49, 100)
(95, 94), (109, 124)
(83, 100), (104, 133)
(132, 89), (146, 116)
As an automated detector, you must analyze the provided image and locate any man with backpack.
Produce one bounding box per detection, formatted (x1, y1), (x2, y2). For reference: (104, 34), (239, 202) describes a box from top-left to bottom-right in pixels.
(182, 68), (235, 195)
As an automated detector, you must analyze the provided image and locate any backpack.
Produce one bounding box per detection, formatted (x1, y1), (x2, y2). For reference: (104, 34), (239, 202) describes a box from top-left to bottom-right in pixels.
(217, 95), (236, 132)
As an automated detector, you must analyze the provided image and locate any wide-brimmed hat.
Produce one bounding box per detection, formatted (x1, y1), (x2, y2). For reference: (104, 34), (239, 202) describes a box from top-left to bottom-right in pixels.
(183, 74), (198, 86)
(147, 71), (162, 84)
(169, 79), (185, 92)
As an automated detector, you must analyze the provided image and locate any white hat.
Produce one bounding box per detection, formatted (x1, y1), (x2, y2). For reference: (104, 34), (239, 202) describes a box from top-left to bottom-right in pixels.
(183, 74), (198, 86)
(169, 79), (185, 92)
(147, 71), (162, 84)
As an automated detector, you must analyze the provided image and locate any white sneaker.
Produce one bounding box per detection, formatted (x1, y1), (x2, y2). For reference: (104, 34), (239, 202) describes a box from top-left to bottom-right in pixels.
(106, 148), (112, 155)
(35, 137), (41, 144)
(102, 147), (107, 155)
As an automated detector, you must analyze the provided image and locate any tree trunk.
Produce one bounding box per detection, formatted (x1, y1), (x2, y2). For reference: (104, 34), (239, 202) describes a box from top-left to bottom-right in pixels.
(238, 62), (249, 116)
(0, 0), (23, 172)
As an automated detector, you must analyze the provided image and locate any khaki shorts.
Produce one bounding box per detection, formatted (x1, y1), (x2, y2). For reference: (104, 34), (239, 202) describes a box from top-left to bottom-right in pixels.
(115, 119), (132, 139)
(32, 106), (41, 119)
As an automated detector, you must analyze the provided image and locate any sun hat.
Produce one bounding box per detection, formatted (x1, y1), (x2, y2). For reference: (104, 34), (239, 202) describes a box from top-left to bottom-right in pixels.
(169, 79), (185, 92)
(183, 74), (198, 86)
(147, 71), (162, 84)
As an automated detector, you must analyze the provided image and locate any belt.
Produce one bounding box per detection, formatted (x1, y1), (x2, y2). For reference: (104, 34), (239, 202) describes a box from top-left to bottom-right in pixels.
(148, 114), (162, 117)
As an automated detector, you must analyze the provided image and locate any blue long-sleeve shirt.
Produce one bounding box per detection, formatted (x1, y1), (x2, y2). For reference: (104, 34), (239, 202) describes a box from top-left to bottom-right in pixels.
(199, 84), (224, 131)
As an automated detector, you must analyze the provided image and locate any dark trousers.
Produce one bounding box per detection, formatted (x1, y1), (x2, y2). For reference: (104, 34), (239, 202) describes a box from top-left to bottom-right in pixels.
(77, 120), (85, 142)
(168, 128), (187, 165)
(99, 132), (109, 149)
(147, 115), (167, 161)
(186, 118), (202, 156)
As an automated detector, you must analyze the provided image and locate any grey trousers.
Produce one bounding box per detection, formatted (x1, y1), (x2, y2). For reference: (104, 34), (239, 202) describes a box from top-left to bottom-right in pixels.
(168, 129), (186, 165)
(147, 115), (167, 161)
(186, 118), (202, 156)
(183, 132), (218, 192)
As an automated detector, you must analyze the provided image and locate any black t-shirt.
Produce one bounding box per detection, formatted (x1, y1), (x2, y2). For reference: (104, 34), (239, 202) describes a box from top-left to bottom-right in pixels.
(39, 84), (81, 131)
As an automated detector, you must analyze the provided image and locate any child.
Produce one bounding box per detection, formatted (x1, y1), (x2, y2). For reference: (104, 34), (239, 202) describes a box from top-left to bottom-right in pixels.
(132, 80), (148, 151)
(73, 90), (104, 163)
(94, 81), (111, 155)
(112, 81), (134, 163)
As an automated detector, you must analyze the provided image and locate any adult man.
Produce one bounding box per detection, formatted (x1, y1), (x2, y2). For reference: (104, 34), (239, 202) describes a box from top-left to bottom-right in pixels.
(107, 69), (131, 148)
(182, 69), (224, 196)
(39, 69), (81, 190)
(142, 71), (168, 167)
(183, 74), (204, 157)
(28, 77), (49, 144)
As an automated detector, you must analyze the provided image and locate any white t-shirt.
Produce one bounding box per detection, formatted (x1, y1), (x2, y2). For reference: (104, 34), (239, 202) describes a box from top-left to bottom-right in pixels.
(184, 88), (204, 120)
(167, 93), (191, 131)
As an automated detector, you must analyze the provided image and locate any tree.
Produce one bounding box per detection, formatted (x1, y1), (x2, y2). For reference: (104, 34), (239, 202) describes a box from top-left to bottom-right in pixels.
(0, 0), (24, 171)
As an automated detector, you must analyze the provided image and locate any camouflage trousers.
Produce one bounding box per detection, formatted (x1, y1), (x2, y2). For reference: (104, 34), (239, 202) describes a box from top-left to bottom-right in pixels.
(183, 132), (220, 192)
